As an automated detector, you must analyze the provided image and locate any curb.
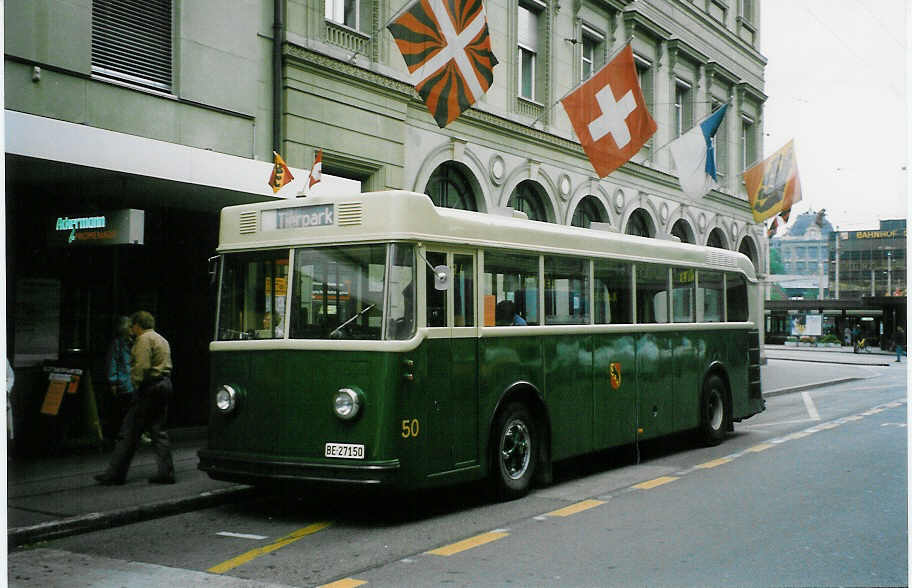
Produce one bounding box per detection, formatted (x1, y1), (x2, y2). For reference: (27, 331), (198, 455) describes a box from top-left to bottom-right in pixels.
(8, 485), (257, 549)
(762, 376), (866, 398)
(765, 356), (893, 367)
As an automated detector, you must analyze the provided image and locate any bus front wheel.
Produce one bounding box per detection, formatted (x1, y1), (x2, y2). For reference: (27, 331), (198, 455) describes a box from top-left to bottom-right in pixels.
(491, 402), (537, 500)
(699, 375), (729, 446)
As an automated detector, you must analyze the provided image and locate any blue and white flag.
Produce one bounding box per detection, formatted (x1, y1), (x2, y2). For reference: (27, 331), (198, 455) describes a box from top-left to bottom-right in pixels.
(669, 103), (728, 198)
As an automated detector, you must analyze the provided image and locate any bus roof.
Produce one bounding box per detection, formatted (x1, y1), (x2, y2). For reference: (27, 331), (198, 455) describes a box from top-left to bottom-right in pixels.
(218, 191), (757, 280)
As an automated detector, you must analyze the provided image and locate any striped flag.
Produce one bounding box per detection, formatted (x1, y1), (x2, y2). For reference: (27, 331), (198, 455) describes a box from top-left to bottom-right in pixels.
(309, 149), (323, 189)
(387, 0), (498, 127)
(269, 151), (294, 194)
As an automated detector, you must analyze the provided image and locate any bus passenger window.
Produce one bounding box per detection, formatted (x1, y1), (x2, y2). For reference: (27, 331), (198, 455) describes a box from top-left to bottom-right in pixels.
(483, 251), (539, 326)
(636, 264), (669, 324)
(453, 254), (474, 327)
(594, 260), (632, 324)
(699, 271), (724, 322)
(425, 251), (447, 327)
(545, 256), (589, 325)
(726, 273), (749, 322)
(672, 268), (695, 323)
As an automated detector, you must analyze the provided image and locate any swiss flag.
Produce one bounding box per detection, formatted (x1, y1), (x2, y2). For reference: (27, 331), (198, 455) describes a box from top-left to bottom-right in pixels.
(561, 45), (656, 177)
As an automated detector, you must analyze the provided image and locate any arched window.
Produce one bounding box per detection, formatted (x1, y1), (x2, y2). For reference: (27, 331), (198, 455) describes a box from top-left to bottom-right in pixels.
(425, 162), (478, 211)
(571, 196), (606, 228)
(707, 228), (728, 249)
(738, 237), (760, 272)
(671, 219), (695, 243)
(509, 181), (548, 222)
(625, 208), (654, 238)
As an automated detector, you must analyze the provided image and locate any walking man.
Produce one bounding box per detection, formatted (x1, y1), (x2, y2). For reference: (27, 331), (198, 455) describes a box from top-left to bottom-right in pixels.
(95, 311), (175, 485)
(894, 326), (906, 364)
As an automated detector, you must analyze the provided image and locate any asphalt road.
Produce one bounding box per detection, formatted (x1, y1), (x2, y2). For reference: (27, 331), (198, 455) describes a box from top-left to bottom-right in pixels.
(10, 360), (908, 587)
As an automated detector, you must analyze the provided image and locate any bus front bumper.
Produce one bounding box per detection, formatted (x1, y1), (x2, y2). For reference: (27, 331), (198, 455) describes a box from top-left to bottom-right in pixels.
(197, 449), (401, 486)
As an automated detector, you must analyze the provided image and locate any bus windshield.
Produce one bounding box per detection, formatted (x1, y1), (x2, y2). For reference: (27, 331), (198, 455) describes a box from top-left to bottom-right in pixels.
(216, 244), (415, 341)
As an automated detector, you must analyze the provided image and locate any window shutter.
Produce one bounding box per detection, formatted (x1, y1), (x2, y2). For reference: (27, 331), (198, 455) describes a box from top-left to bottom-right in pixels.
(92, 0), (173, 92)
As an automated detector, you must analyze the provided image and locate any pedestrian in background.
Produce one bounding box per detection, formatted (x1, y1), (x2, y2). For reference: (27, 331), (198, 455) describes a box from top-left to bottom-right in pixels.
(104, 316), (134, 443)
(95, 311), (176, 485)
(894, 327), (906, 363)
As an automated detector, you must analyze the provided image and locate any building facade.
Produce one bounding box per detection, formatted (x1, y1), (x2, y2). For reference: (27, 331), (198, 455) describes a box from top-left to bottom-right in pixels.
(5, 0), (767, 451)
(830, 219), (906, 300)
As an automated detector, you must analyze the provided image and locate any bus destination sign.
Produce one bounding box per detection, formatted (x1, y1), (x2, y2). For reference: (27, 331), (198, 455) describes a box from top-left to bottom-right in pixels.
(262, 204), (334, 231)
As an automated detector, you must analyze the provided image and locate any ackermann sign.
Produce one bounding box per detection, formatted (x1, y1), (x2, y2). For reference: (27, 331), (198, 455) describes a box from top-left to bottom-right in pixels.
(51, 209), (145, 246)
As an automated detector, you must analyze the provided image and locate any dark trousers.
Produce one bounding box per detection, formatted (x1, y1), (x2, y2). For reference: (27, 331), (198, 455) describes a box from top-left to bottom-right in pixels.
(106, 376), (174, 480)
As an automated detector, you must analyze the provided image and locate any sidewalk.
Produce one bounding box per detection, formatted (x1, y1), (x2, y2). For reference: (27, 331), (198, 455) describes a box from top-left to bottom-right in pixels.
(7, 345), (900, 548)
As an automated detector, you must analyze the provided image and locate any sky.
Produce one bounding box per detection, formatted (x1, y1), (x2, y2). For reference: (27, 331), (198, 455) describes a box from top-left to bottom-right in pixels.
(761, 0), (908, 231)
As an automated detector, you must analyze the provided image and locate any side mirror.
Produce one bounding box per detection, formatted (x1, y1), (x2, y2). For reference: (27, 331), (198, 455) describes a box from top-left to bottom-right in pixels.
(433, 265), (450, 291)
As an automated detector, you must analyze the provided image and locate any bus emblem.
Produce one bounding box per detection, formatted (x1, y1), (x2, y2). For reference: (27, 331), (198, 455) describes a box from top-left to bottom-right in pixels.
(609, 362), (622, 390)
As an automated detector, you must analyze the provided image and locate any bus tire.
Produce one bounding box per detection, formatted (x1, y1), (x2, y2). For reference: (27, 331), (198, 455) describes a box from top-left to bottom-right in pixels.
(699, 375), (729, 446)
(491, 402), (537, 500)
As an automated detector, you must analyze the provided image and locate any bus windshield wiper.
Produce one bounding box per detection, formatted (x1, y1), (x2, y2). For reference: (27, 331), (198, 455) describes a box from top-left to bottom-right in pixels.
(330, 304), (377, 337)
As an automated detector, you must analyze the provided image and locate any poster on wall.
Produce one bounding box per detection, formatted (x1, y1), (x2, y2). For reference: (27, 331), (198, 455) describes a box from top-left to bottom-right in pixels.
(15, 278), (61, 367)
(790, 312), (823, 337)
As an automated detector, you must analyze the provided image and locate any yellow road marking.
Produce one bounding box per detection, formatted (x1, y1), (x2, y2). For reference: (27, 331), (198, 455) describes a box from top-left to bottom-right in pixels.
(746, 443), (774, 453)
(546, 499), (606, 517)
(209, 521), (331, 574)
(842, 416), (863, 422)
(786, 431), (814, 440)
(696, 457), (732, 469)
(427, 530), (509, 556)
(319, 579), (367, 588)
(817, 423), (839, 430)
(863, 408), (884, 415)
(634, 476), (678, 490)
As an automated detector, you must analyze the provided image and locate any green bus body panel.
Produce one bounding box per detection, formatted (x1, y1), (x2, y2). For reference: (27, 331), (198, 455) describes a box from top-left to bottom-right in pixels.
(203, 329), (760, 488)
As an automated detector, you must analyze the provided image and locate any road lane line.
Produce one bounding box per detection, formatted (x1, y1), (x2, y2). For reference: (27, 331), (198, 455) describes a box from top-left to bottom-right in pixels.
(319, 579), (367, 588)
(696, 457), (733, 469)
(216, 531), (268, 540)
(801, 391), (821, 421)
(546, 499), (606, 517)
(426, 530), (509, 556)
(633, 476), (678, 490)
(746, 443), (774, 453)
(208, 521), (331, 574)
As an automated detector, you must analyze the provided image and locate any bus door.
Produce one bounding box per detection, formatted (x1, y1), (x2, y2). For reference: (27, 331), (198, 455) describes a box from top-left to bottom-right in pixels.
(422, 249), (479, 476)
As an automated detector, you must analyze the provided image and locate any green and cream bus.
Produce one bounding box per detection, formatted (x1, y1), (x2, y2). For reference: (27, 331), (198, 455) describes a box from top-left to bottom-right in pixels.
(198, 191), (764, 498)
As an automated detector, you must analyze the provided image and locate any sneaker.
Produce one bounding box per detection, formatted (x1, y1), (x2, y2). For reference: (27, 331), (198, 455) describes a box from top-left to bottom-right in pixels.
(94, 473), (126, 486)
(148, 475), (176, 484)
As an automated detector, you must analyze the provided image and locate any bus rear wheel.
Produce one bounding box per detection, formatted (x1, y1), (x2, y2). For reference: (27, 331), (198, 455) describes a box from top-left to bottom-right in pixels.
(699, 375), (729, 446)
(491, 402), (537, 500)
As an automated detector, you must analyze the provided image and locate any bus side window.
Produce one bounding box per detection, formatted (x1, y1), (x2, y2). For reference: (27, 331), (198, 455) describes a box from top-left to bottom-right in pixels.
(636, 263), (669, 324)
(483, 250), (540, 326)
(453, 254), (474, 327)
(699, 271), (724, 322)
(545, 256), (589, 325)
(594, 259), (632, 324)
(426, 251), (447, 327)
(672, 268), (695, 323)
(726, 273), (749, 321)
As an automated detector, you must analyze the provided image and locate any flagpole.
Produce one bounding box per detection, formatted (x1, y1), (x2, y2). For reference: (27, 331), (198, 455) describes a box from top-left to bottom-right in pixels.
(531, 36), (635, 129)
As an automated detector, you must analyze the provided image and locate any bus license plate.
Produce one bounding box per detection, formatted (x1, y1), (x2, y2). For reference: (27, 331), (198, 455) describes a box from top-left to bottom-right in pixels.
(324, 443), (365, 459)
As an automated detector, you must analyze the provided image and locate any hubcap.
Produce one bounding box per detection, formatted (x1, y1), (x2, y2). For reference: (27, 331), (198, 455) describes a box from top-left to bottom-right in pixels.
(708, 391), (724, 431)
(500, 418), (531, 480)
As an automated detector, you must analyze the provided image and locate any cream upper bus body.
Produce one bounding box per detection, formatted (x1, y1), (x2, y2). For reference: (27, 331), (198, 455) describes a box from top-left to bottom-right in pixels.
(217, 190), (757, 281)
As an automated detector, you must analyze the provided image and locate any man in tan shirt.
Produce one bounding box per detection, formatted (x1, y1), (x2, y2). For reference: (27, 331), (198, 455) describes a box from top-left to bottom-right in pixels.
(96, 311), (176, 485)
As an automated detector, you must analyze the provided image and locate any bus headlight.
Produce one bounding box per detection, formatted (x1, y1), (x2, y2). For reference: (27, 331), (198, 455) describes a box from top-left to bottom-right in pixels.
(333, 387), (362, 421)
(215, 385), (239, 414)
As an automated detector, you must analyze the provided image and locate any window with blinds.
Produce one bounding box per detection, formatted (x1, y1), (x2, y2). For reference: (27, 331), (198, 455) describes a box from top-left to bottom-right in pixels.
(91, 0), (173, 92)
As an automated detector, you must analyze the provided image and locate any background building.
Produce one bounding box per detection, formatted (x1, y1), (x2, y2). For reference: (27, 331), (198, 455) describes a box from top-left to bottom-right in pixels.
(5, 0), (767, 452)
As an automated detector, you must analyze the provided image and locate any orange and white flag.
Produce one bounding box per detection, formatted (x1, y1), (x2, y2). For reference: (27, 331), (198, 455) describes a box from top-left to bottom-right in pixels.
(561, 44), (656, 177)
(744, 140), (802, 223)
(269, 151), (294, 194)
(309, 149), (323, 189)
